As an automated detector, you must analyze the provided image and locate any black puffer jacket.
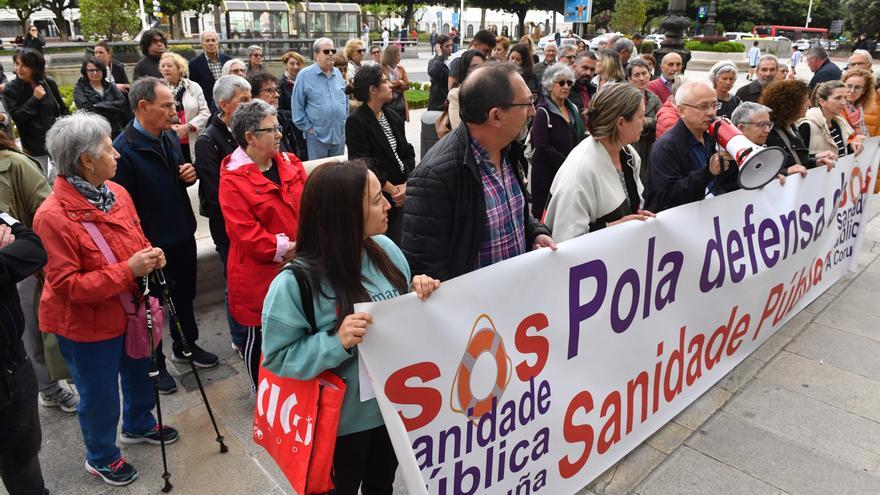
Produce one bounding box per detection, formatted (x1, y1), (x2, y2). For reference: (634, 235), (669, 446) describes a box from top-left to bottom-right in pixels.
(402, 124), (551, 281)
(73, 77), (131, 137)
(3, 77), (68, 156)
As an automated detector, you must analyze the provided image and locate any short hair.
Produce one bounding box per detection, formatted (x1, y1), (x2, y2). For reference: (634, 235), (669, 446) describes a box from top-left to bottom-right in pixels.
(129, 76), (164, 112)
(334, 53), (347, 71)
(811, 79), (845, 106)
(842, 68), (875, 108)
(660, 52), (682, 65)
(213, 75), (251, 112)
(760, 79), (810, 126)
(544, 42), (557, 51)
(586, 83), (643, 142)
(625, 59), (651, 79)
(344, 38), (364, 60)
(541, 62), (576, 95)
(231, 99), (277, 149)
(753, 40), (760, 46)
(247, 45), (262, 56)
(640, 53), (656, 67)
(435, 34), (450, 46)
(708, 61), (738, 86)
(575, 50), (597, 64)
(495, 36), (510, 51)
(472, 29), (497, 49)
(312, 37), (333, 53)
(139, 29), (166, 56)
(46, 112), (112, 178)
(80, 55), (107, 81)
(804, 46), (828, 61)
(459, 62), (518, 125)
(160, 52), (189, 78)
(757, 54), (778, 68)
(16, 48), (45, 81)
(222, 58), (246, 75)
(382, 44), (400, 66)
(675, 80), (713, 105)
(199, 30), (217, 42)
(281, 51), (306, 65)
(731, 101), (771, 126)
(95, 40), (112, 54)
(247, 71), (278, 101)
(613, 37), (635, 53)
(455, 49), (487, 84)
(849, 49), (872, 64)
(345, 63), (383, 103)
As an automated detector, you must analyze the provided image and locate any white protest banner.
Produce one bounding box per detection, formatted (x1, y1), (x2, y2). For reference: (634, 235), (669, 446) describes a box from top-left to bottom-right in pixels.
(356, 138), (880, 495)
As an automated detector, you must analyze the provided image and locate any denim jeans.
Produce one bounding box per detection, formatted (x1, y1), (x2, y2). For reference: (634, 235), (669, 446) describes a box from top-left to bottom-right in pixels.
(56, 335), (156, 466)
(306, 133), (345, 160)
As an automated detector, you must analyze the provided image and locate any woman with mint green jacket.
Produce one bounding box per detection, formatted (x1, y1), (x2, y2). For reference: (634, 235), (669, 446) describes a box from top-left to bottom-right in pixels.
(261, 160), (440, 495)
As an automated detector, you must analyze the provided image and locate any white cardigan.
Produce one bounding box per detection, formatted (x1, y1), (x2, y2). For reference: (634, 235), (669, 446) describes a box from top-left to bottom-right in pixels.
(174, 77), (210, 159)
(544, 136), (643, 243)
(797, 106), (854, 157)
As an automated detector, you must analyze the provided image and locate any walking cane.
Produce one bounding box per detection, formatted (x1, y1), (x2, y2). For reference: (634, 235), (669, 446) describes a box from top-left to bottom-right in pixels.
(143, 275), (173, 493)
(153, 268), (228, 455)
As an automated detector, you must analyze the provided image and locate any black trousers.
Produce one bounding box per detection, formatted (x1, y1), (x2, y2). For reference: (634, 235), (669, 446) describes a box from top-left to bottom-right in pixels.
(333, 425), (398, 495)
(157, 238), (199, 359)
(0, 360), (49, 495)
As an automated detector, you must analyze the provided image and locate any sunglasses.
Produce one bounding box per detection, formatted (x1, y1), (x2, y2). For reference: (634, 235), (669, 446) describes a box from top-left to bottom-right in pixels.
(321, 48), (338, 55)
(557, 80), (575, 87)
(357, 48), (366, 53)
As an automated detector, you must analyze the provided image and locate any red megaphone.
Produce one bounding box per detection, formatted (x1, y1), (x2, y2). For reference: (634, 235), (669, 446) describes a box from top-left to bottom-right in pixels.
(708, 118), (787, 190)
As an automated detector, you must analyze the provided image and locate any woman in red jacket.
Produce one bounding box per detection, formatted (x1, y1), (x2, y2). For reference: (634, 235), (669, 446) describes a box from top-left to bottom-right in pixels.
(219, 99), (306, 392)
(33, 113), (177, 487)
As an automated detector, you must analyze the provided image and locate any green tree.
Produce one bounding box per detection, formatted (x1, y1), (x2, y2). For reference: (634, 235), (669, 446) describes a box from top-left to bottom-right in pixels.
(845, 0), (879, 37)
(40, 0), (76, 41)
(468, 0), (561, 38)
(0, 0), (40, 34)
(611, 0), (647, 35)
(80, 0), (141, 41)
(159, 0), (219, 38)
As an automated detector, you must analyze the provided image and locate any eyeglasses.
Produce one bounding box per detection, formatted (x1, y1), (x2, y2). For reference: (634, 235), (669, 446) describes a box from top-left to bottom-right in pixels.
(231, 68), (246, 75)
(321, 49), (338, 55)
(502, 95), (537, 108)
(371, 49), (381, 54)
(260, 86), (279, 94)
(680, 102), (717, 113)
(743, 121), (774, 129)
(561, 55), (575, 60)
(253, 124), (283, 134)
(252, 53), (263, 58)
(845, 83), (865, 92)
(557, 80), (575, 87)
(357, 48), (366, 53)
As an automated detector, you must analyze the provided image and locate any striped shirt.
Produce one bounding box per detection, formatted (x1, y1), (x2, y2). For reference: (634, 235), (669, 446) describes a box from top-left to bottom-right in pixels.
(377, 113), (405, 172)
(829, 121), (846, 157)
(470, 138), (526, 269)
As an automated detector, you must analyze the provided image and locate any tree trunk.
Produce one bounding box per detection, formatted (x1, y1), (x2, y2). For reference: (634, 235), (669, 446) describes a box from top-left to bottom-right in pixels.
(516, 9), (528, 38)
(480, 8), (486, 30)
(173, 12), (184, 38)
(402, 0), (414, 30)
(52, 8), (70, 40)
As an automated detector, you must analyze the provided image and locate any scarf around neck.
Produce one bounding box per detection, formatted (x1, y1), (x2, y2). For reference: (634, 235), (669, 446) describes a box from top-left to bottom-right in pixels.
(66, 175), (117, 213)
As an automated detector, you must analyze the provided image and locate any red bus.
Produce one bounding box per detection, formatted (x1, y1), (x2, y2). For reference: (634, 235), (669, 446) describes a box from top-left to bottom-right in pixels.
(752, 25), (828, 41)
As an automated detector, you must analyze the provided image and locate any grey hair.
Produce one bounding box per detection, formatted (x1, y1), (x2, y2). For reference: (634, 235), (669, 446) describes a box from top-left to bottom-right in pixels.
(46, 112), (112, 178)
(850, 49), (872, 63)
(544, 42), (557, 51)
(560, 42), (578, 55)
(213, 75), (251, 113)
(804, 46), (828, 61)
(128, 76), (164, 112)
(313, 37), (333, 53)
(757, 54), (778, 68)
(247, 45), (262, 56)
(199, 30), (217, 42)
(231, 99), (277, 150)
(613, 37), (635, 53)
(731, 101), (771, 126)
(708, 61), (738, 85)
(541, 62), (576, 95)
(675, 80), (712, 105)
(222, 58), (245, 75)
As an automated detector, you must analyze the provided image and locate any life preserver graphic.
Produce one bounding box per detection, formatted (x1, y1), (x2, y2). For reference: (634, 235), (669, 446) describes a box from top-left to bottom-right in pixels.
(451, 314), (512, 420)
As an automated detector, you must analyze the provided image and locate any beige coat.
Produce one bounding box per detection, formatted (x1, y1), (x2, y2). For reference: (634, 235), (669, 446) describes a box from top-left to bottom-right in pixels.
(173, 77), (211, 160)
(797, 106), (854, 157)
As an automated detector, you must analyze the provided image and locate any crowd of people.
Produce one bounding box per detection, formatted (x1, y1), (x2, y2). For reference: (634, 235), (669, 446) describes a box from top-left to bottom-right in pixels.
(1, 26), (878, 495)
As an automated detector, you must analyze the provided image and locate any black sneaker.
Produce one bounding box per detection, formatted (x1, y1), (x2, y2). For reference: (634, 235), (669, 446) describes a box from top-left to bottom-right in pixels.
(120, 424), (180, 445)
(171, 344), (219, 368)
(85, 457), (138, 486)
(157, 368), (177, 395)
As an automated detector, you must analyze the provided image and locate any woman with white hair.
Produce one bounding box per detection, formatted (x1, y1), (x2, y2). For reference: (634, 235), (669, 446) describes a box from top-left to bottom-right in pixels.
(709, 61), (741, 119)
(159, 52), (210, 163)
(33, 113), (177, 486)
(544, 83), (654, 242)
(246, 45), (263, 75)
(221, 58), (247, 77)
(530, 62), (585, 219)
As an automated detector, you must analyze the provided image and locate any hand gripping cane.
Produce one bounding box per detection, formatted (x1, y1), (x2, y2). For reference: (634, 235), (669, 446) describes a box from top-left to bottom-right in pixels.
(153, 268), (228, 455)
(143, 275), (173, 493)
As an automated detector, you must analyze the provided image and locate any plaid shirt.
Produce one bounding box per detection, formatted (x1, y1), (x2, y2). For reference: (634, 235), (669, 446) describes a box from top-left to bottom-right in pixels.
(207, 57), (223, 81)
(471, 138), (526, 269)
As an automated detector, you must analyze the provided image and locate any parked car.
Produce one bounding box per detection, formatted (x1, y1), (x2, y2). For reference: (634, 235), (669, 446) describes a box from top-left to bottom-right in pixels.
(644, 33), (665, 45)
(724, 32), (756, 41)
(537, 33), (586, 50)
(818, 39), (839, 50)
(793, 38), (811, 50)
(588, 32), (622, 51)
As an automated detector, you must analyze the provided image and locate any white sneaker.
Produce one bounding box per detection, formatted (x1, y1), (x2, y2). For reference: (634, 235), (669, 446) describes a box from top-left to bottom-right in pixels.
(39, 383), (80, 413)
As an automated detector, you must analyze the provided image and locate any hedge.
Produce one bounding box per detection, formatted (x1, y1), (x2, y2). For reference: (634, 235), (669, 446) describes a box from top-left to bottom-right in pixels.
(405, 89), (428, 109)
(684, 40), (746, 53)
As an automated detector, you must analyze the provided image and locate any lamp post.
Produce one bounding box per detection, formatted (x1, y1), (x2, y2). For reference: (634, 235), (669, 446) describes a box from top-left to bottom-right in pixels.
(704, 0), (718, 36)
(652, 0), (692, 75)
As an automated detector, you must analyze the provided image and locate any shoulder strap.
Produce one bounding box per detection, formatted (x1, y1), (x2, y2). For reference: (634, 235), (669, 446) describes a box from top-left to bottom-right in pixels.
(775, 128), (802, 165)
(288, 263), (318, 334)
(81, 221), (137, 315)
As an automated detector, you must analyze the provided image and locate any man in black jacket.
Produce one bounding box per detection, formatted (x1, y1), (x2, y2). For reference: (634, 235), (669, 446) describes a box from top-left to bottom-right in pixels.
(427, 34), (452, 111)
(805, 46), (842, 90)
(645, 81), (725, 213)
(0, 213), (50, 495)
(195, 75), (251, 357)
(113, 78), (219, 394)
(569, 51), (597, 113)
(188, 30), (232, 115)
(402, 63), (555, 281)
(735, 54), (778, 104)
